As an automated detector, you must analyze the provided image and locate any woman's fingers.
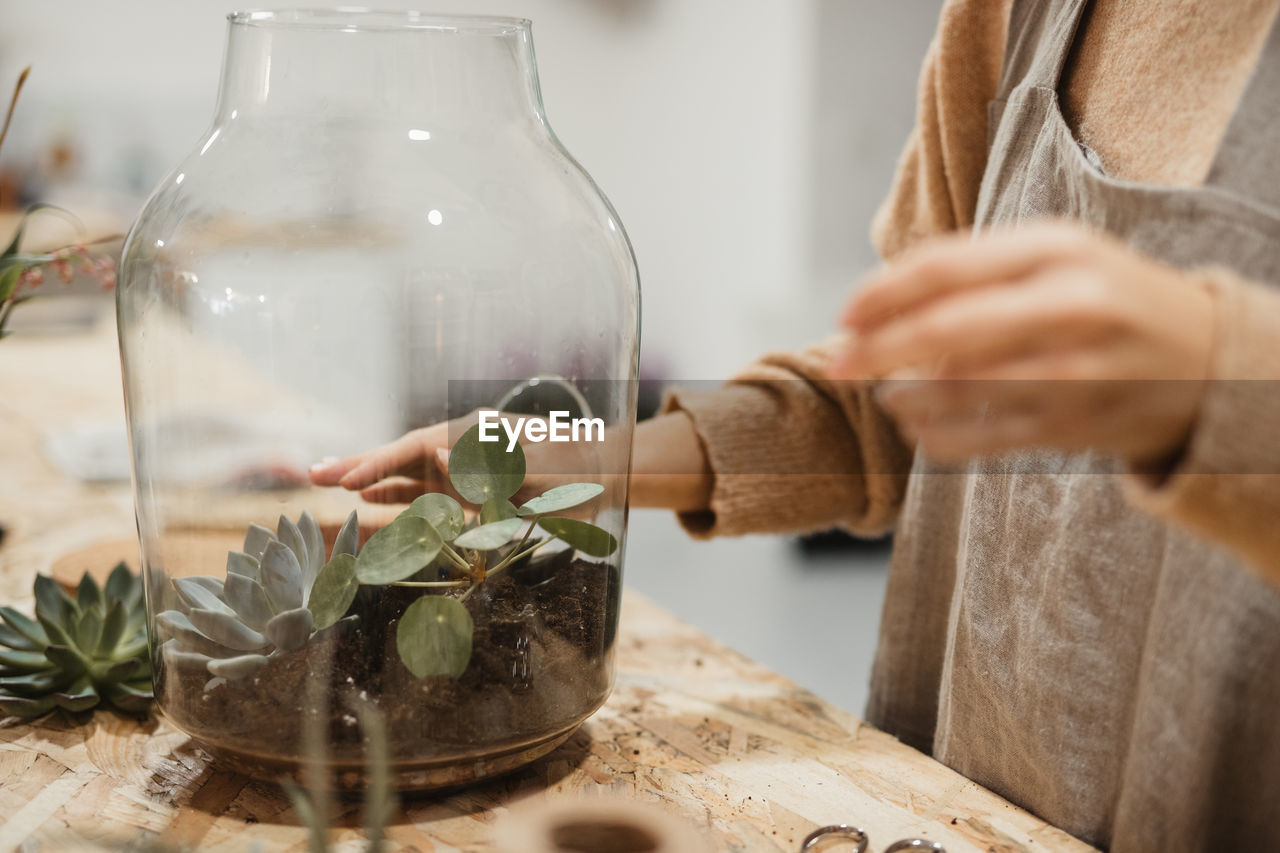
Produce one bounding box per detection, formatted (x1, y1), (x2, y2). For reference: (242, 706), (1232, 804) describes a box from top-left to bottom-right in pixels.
(840, 269), (1110, 378)
(359, 478), (432, 504)
(335, 423), (450, 490)
(308, 455), (363, 486)
(310, 411), (626, 516)
(842, 222), (1099, 332)
(835, 223), (1213, 466)
(357, 449), (458, 505)
(904, 408), (1046, 462)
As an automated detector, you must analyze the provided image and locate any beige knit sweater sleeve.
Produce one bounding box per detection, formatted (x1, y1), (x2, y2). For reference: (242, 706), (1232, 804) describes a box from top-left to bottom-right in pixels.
(661, 338), (913, 539)
(1125, 272), (1280, 580)
(871, 0), (1011, 257)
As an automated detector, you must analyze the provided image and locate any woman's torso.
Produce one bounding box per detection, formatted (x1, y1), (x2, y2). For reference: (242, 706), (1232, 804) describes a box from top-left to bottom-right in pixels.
(866, 2), (1280, 849)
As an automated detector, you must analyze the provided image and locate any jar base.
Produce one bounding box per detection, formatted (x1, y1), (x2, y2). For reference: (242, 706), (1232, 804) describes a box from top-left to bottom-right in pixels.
(195, 723), (582, 792)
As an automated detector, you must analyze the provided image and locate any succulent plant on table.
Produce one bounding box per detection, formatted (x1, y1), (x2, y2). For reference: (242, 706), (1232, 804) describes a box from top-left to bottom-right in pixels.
(0, 563), (152, 718)
(157, 509), (362, 687)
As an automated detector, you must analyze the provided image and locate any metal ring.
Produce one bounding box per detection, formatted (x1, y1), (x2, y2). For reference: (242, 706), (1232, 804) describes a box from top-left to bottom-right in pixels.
(800, 825), (869, 852)
(496, 374), (594, 420)
(883, 840), (946, 853)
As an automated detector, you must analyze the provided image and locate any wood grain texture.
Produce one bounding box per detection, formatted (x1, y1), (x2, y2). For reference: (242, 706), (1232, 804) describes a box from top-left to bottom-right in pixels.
(0, 317), (1098, 852)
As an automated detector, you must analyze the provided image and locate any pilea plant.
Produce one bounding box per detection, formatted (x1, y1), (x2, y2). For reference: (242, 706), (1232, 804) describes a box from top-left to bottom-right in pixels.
(324, 423), (618, 679)
(161, 424), (616, 685)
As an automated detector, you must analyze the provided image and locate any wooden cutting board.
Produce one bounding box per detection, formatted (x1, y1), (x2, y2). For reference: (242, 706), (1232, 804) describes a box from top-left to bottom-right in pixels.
(49, 537), (142, 588)
(48, 520), (393, 589)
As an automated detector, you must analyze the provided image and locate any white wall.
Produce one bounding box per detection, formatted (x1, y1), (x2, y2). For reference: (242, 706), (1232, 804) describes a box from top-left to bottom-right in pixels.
(0, 0), (939, 378)
(0, 0), (946, 714)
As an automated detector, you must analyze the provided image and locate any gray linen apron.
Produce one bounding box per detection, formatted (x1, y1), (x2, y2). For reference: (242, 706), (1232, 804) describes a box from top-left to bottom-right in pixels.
(864, 1), (1280, 850)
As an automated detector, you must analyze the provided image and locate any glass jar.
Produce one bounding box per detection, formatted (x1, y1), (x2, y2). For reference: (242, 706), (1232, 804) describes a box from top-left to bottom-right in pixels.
(117, 10), (639, 790)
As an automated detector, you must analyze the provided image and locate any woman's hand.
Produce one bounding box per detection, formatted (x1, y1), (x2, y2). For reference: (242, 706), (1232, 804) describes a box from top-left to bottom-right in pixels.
(310, 410), (714, 513)
(309, 416), (465, 504)
(829, 223), (1217, 468)
(309, 409), (662, 514)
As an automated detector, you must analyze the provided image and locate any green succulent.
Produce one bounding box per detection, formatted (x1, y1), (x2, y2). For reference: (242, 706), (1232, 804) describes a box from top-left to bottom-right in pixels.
(157, 510), (361, 687)
(0, 563), (152, 718)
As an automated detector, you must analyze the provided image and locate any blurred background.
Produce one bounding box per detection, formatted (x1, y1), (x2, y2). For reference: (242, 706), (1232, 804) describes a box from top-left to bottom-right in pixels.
(0, 0), (941, 713)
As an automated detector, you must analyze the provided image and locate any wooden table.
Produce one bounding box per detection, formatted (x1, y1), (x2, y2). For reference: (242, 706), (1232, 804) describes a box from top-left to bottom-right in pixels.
(0, 312), (1096, 852)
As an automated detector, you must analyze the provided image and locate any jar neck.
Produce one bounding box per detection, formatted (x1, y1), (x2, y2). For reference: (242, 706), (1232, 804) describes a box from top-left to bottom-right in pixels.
(214, 12), (545, 127)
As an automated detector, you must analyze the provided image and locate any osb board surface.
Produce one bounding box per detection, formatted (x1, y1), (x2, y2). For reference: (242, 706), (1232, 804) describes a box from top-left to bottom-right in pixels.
(0, 318), (1098, 852)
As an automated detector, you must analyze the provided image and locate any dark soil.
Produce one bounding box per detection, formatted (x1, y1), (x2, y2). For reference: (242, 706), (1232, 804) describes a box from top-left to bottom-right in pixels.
(160, 557), (621, 765)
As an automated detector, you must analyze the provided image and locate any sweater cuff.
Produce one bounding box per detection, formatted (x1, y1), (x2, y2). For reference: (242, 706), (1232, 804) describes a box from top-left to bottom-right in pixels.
(1124, 269), (1280, 579)
(660, 384), (869, 540)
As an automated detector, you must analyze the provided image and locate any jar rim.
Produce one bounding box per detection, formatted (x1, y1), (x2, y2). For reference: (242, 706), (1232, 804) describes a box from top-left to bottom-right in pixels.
(227, 8), (532, 34)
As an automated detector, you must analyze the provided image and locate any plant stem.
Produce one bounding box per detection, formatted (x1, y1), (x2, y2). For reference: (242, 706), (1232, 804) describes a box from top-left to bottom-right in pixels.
(486, 537), (555, 580)
(489, 517), (541, 574)
(390, 580), (469, 589)
(0, 67), (30, 155)
(439, 543), (471, 572)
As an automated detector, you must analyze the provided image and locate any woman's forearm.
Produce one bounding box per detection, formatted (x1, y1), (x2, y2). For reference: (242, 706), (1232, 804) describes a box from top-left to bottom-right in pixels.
(629, 412), (713, 512)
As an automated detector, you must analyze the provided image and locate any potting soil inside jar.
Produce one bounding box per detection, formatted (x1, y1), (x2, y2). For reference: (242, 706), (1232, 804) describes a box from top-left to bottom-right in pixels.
(160, 557), (620, 764)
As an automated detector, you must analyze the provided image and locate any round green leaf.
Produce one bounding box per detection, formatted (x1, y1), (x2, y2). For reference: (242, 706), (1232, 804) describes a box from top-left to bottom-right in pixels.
(537, 517), (619, 558)
(517, 483), (605, 517)
(356, 517), (443, 585)
(453, 517), (523, 551)
(308, 554), (359, 629)
(400, 493), (465, 541)
(448, 423), (525, 504)
(396, 596), (473, 679)
(481, 497), (518, 525)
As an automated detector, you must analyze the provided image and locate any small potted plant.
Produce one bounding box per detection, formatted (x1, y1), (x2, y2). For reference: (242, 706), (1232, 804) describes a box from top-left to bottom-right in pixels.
(117, 10), (639, 789)
(154, 425), (621, 788)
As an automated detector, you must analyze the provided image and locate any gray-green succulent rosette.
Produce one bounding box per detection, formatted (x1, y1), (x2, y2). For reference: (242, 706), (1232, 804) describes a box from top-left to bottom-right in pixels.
(157, 510), (361, 688)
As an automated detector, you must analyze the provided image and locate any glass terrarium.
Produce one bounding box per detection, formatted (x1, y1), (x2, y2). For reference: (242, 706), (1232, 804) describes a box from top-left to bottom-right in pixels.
(117, 10), (639, 790)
